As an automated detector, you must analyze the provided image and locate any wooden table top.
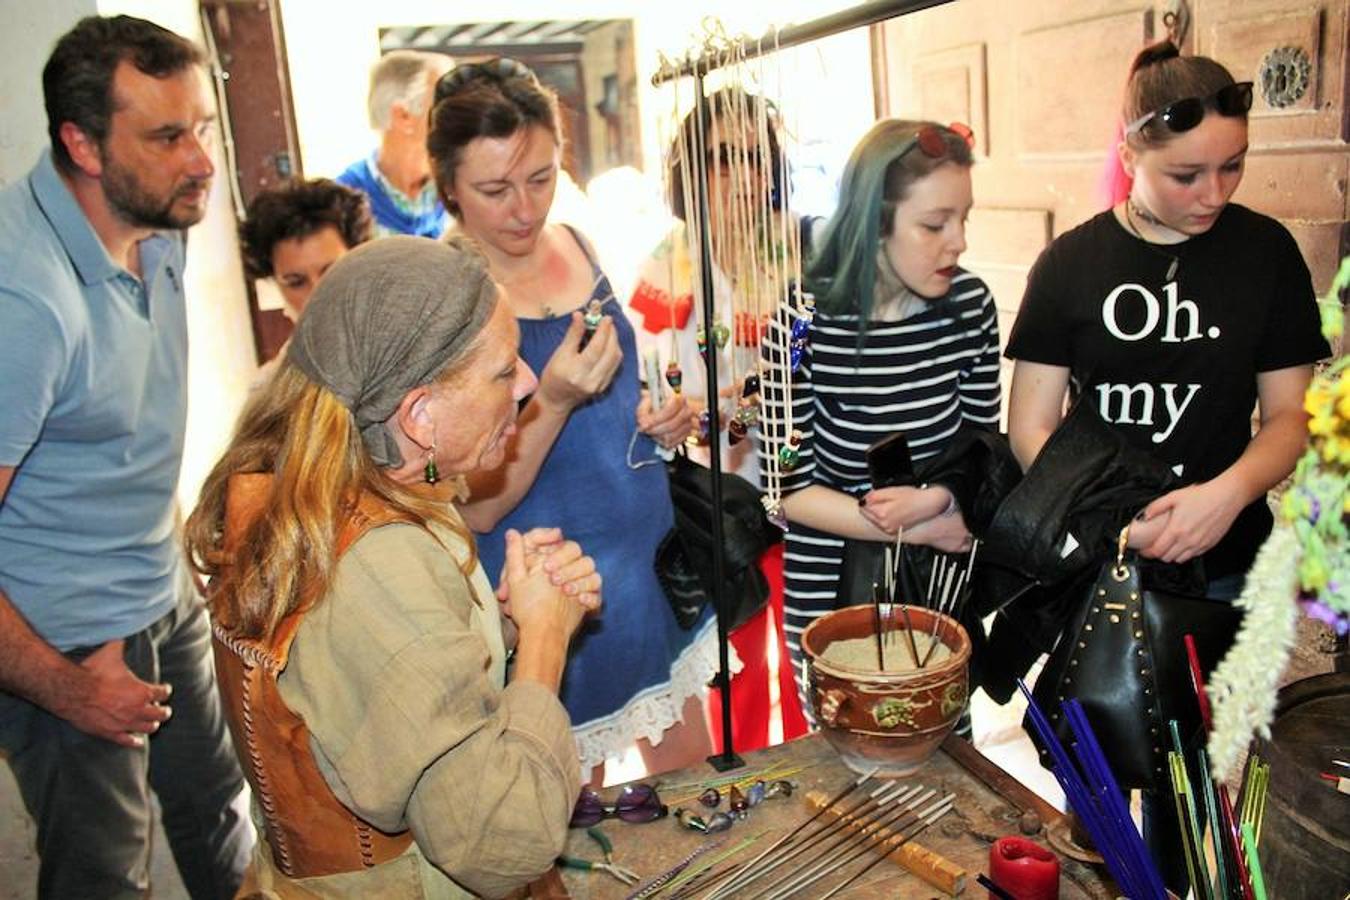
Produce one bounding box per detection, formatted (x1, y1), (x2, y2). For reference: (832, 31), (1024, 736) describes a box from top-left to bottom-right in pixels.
(559, 733), (1115, 899)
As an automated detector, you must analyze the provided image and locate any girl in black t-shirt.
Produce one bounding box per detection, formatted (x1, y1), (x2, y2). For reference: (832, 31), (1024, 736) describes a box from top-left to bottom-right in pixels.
(1005, 41), (1327, 891)
(1008, 42), (1324, 574)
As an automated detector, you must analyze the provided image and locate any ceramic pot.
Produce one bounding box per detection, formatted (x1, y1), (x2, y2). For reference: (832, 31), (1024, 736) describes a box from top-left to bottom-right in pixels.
(802, 604), (971, 777)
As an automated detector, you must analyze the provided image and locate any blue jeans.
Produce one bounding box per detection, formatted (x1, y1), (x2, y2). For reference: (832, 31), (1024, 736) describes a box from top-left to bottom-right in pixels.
(0, 583), (253, 899)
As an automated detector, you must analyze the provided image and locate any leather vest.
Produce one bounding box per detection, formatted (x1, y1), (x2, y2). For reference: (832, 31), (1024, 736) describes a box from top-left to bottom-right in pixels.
(210, 473), (414, 879)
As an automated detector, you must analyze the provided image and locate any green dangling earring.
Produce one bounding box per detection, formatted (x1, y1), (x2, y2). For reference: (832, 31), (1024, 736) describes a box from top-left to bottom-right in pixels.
(424, 443), (439, 484)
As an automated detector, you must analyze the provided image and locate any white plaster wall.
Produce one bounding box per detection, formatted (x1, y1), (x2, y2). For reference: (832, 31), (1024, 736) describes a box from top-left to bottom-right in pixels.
(0, 0), (258, 511)
(0, 0), (98, 188)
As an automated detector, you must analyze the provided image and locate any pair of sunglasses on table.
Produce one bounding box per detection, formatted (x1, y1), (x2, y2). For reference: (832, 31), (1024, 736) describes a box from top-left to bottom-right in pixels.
(1126, 81), (1254, 135)
(570, 784), (667, 828)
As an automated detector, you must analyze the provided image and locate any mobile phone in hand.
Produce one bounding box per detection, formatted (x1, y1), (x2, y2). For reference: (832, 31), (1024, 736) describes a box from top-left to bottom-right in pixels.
(865, 432), (915, 488)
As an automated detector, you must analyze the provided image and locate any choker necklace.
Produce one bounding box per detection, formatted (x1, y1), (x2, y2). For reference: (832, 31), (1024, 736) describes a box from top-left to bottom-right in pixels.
(1123, 200), (1180, 282)
(1127, 197), (1169, 229)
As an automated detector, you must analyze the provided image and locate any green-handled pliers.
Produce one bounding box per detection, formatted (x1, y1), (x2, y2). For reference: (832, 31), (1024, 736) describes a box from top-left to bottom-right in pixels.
(559, 826), (640, 885)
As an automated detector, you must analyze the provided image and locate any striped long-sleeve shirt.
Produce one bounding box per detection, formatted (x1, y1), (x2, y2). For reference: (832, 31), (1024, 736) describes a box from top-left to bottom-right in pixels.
(759, 269), (1001, 697)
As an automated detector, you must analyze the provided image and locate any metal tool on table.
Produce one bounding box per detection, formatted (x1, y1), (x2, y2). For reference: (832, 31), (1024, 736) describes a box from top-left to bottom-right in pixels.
(559, 826), (640, 886)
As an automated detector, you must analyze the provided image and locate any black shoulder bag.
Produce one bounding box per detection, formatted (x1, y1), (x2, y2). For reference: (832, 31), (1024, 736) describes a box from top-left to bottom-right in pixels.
(654, 450), (778, 630)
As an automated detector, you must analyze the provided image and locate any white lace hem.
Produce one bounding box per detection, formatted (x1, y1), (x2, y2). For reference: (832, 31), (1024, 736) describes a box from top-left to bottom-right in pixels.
(571, 618), (741, 771)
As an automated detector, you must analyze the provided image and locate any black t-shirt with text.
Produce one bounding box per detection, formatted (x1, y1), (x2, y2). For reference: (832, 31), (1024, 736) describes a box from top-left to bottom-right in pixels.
(1006, 204), (1329, 578)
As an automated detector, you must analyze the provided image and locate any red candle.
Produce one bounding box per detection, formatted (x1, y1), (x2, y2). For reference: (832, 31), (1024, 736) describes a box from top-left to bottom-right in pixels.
(989, 836), (1059, 900)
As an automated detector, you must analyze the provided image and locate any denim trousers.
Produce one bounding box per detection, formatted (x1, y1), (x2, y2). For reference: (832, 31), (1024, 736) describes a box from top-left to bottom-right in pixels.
(0, 582), (253, 899)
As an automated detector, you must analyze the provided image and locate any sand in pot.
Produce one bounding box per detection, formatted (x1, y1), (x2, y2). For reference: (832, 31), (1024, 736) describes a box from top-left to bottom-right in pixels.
(821, 631), (952, 671)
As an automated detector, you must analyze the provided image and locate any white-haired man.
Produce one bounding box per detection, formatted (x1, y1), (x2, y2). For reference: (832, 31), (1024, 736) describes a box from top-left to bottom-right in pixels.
(335, 50), (453, 238)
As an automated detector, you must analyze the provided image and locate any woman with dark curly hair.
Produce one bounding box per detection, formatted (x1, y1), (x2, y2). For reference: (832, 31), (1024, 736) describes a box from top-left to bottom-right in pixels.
(239, 177), (373, 319)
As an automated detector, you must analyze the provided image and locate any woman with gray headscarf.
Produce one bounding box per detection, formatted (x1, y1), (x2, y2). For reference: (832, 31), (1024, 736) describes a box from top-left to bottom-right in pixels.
(187, 237), (598, 898)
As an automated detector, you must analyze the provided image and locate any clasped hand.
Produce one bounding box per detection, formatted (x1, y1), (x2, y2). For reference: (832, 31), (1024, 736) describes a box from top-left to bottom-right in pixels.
(859, 485), (972, 553)
(497, 527), (601, 646)
(858, 485), (953, 534)
(535, 313), (623, 412)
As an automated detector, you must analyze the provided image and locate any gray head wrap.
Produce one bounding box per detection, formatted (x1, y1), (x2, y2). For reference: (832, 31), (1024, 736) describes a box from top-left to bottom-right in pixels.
(287, 236), (497, 467)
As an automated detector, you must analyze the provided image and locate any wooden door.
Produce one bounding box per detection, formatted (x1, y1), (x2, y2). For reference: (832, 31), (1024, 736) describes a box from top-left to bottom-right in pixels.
(872, 0), (1349, 394)
(202, 0), (306, 364)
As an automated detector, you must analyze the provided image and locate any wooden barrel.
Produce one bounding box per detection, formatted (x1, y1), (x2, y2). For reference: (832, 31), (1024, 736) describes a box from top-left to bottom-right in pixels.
(1249, 671), (1350, 898)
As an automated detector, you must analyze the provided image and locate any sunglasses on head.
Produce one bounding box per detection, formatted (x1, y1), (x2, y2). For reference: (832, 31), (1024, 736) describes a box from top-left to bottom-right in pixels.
(570, 784), (667, 828)
(434, 57), (534, 104)
(1125, 81), (1253, 136)
(898, 122), (976, 163)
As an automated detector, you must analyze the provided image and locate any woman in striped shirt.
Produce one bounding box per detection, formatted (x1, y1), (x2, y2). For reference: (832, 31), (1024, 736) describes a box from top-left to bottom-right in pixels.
(761, 120), (1002, 712)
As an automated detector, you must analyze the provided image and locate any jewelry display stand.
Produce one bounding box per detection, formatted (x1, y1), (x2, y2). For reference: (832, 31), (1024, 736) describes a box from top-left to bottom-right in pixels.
(651, 0), (957, 772)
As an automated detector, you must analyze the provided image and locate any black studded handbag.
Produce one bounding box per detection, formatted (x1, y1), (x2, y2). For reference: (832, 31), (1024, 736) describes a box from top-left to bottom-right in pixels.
(1028, 525), (1242, 791)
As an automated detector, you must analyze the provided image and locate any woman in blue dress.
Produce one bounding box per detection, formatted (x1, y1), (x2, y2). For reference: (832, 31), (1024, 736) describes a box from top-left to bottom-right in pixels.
(426, 58), (717, 782)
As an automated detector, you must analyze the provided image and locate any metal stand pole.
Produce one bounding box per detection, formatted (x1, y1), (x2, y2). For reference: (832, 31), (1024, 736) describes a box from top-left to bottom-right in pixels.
(691, 72), (743, 773)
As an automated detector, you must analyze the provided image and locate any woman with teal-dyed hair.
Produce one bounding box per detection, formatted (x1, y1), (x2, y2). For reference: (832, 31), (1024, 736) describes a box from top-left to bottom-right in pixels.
(759, 119), (1002, 717)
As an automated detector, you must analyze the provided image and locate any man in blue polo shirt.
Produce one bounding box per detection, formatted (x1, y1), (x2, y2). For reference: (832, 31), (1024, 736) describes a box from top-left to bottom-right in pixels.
(0, 15), (251, 898)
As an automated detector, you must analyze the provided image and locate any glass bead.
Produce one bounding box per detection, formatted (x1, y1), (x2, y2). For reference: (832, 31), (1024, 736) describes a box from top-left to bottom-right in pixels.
(762, 498), (788, 531)
(706, 812), (734, 833)
(664, 362), (683, 392)
(746, 781), (766, 807)
(790, 315), (810, 342)
(674, 808), (707, 832)
(728, 418), (748, 445)
(583, 299), (604, 329)
(729, 785), (748, 813)
(698, 788), (720, 808)
(742, 373), (761, 397)
(713, 322), (731, 349)
(778, 445), (800, 468)
(766, 780), (794, 799)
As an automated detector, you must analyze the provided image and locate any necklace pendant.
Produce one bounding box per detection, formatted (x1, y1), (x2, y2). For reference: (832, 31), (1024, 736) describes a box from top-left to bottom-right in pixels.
(583, 298), (604, 329)
(712, 321), (731, 349)
(1165, 258), (1179, 281)
(727, 418), (748, 446)
(761, 496), (788, 531)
